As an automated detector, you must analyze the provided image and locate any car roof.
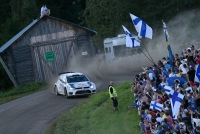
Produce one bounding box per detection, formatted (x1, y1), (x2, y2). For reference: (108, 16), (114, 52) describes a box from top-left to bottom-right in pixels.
(59, 72), (84, 77)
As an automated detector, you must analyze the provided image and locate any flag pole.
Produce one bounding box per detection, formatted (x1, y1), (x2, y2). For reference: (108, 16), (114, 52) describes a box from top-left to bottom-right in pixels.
(122, 25), (155, 64)
(140, 40), (156, 65)
(162, 20), (174, 63)
(138, 48), (155, 64)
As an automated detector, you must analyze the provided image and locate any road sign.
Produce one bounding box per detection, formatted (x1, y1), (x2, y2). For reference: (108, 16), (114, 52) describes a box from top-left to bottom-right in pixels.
(45, 51), (55, 62)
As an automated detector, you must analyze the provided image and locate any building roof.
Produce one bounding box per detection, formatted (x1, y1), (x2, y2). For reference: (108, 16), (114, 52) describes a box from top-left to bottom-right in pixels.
(0, 16), (97, 53)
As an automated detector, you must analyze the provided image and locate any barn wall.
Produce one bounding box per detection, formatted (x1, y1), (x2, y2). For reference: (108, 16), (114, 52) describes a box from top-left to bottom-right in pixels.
(4, 17), (95, 85)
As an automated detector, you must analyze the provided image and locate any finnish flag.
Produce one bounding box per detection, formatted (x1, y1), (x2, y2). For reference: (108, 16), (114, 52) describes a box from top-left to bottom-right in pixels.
(195, 65), (200, 83)
(163, 85), (173, 95)
(150, 101), (163, 111)
(169, 90), (184, 119)
(122, 25), (140, 48)
(130, 13), (153, 39)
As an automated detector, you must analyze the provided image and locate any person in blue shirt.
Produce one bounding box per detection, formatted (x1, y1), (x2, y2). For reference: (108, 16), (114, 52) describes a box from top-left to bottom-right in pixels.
(161, 67), (169, 79)
(188, 95), (197, 113)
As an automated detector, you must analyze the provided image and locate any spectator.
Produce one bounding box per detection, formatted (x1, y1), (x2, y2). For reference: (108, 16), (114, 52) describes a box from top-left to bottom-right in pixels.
(187, 125), (195, 134)
(195, 55), (200, 65)
(190, 110), (200, 128)
(179, 60), (188, 80)
(187, 66), (196, 88)
(129, 44), (200, 134)
(161, 67), (169, 79)
(187, 48), (195, 66)
(145, 110), (152, 122)
(190, 45), (196, 54)
(180, 129), (186, 134)
(108, 81), (118, 111)
(183, 120), (190, 133)
(158, 125), (166, 134)
(166, 111), (173, 124)
(40, 4), (50, 18)
(161, 118), (171, 130)
(174, 124), (181, 134)
(195, 126), (200, 134)
(156, 112), (164, 123)
(141, 101), (150, 111)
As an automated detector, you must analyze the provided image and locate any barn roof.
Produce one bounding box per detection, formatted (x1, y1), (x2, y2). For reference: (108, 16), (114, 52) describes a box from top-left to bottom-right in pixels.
(0, 16), (97, 53)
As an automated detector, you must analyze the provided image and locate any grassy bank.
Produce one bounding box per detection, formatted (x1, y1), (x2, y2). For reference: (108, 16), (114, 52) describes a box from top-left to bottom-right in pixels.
(45, 82), (140, 134)
(0, 82), (45, 104)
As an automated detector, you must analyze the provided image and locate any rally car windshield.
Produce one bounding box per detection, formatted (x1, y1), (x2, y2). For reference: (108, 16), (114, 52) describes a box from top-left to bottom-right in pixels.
(67, 75), (89, 83)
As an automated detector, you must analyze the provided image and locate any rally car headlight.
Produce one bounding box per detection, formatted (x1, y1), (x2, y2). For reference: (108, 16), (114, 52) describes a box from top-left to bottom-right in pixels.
(70, 87), (74, 90)
(90, 85), (94, 88)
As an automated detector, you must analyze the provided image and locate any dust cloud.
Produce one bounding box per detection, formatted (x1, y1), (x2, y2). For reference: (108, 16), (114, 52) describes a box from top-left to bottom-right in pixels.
(48, 10), (200, 91)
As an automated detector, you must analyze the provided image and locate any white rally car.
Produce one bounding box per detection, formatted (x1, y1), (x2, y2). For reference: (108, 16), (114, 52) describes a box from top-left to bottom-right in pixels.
(54, 72), (96, 98)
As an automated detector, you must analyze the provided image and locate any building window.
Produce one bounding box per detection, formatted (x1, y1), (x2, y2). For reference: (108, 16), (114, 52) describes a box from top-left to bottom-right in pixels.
(109, 47), (111, 52)
(105, 48), (108, 53)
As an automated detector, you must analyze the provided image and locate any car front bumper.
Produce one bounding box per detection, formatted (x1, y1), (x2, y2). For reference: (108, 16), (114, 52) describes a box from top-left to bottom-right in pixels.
(68, 89), (96, 96)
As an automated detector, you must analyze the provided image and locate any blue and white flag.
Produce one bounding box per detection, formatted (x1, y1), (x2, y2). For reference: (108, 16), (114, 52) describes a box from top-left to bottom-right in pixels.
(195, 65), (200, 83)
(150, 101), (163, 111)
(169, 90), (184, 119)
(130, 13), (153, 39)
(122, 25), (140, 48)
(162, 85), (173, 95)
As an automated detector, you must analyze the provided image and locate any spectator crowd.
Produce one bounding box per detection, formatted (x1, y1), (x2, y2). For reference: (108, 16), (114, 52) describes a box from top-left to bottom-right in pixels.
(130, 45), (200, 134)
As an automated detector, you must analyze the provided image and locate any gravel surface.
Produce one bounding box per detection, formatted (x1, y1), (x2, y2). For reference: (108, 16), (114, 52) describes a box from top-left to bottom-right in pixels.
(0, 72), (137, 134)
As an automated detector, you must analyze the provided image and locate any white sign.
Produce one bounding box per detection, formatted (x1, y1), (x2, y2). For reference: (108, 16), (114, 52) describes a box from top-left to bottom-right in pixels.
(82, 52), (88, 55)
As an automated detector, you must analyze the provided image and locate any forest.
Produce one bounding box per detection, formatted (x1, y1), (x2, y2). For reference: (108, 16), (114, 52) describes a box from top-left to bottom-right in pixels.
(0, 0), (200, 90)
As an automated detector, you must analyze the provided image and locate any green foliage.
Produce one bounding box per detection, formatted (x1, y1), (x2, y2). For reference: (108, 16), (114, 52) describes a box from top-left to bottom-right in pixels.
(82, 0), (200, 48)
(45, 82), (140, 134)
(0, 82), (45, 104)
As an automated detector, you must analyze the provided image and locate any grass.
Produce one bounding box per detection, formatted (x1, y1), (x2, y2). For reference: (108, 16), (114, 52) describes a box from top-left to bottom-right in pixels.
(45, 82), (140, 134)
(0, 82), (45, 104)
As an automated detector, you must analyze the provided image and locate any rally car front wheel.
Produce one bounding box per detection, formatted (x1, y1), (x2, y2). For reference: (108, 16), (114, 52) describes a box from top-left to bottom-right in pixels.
(64, 88), (69, 99)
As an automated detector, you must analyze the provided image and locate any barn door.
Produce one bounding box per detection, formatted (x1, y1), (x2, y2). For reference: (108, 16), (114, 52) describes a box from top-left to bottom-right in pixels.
(31, 41), (74, 83)
(12, 45), (34, 84)
(76, 34), (95, 63)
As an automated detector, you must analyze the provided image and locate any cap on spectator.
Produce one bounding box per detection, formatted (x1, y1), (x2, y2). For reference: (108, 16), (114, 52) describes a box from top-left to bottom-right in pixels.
(142, 114), (147, 119)
(191, 45), (194, 48)
(174, 79), (180, 83)
(138, 95), (142, 99)
(175, 125), (180, 130)
(168, 125), (172, 130)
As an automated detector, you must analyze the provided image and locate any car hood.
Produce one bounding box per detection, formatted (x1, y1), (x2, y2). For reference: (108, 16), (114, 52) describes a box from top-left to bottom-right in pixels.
(69, 81), (91, 88)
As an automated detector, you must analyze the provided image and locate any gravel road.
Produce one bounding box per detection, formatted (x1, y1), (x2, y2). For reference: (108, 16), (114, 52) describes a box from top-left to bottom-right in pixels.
(0, 72), (137, 134)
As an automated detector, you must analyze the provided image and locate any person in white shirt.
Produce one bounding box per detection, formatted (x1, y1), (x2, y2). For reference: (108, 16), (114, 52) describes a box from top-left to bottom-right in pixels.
(179, 60), (188, 80)
(156, 113), (163, 123)
(41, 5), (45, 16)
(40, 5), (50, 18)
(145, 110), (152, 122)
(189, 110), (200, 128)
(169, 69), (179, 77)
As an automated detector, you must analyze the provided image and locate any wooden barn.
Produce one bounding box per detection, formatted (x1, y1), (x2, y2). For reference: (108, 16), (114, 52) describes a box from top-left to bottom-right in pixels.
(0, 16), (97, 87)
